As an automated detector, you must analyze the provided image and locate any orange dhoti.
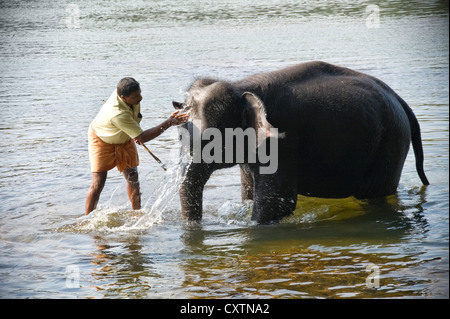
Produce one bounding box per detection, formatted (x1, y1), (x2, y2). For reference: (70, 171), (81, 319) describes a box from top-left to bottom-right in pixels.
(88, 124), (139, 173)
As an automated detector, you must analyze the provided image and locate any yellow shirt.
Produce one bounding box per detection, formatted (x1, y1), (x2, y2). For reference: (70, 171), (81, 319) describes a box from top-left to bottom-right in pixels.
(91, 89), (143, 144)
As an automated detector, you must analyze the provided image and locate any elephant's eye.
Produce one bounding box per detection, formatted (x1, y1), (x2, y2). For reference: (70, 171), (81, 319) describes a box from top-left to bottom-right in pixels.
(185, 98), (198, 115)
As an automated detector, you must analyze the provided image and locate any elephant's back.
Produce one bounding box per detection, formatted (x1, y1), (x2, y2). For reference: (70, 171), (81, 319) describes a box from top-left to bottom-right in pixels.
(236, 61), (411, 153)
(247, 61), (362, 85)
(239, 61), (407, 132)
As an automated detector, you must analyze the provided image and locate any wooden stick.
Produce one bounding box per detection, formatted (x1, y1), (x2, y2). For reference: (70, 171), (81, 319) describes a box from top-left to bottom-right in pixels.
(142, 143), (167, 171)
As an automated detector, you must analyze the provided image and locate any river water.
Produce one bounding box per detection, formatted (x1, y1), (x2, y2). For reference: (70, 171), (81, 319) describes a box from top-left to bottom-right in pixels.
(0, 0), (448, 299)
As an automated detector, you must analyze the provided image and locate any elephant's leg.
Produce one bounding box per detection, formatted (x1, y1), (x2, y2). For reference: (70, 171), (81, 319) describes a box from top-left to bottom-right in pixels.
(252, 176), (297, 224)
(357, 137), (409, 199)
(240, 164), (254, 201)
(179, 163), (214, 221)
(252, 161), (298, 224)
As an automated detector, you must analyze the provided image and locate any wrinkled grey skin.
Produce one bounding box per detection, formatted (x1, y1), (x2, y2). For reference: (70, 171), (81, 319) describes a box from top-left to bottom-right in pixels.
(173, 61), (429, 224)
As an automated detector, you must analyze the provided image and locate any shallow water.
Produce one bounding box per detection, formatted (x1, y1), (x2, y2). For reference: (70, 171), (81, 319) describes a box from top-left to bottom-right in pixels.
(0, 0), (448, 299)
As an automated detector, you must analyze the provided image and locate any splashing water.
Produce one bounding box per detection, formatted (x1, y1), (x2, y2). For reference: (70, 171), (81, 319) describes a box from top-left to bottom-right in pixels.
(60, 207), (147, 233)
(132, 159), (190, 229)
(214, 195), (367, 226)
(216, 200), (255, 226)
(60, 139), (191, 233)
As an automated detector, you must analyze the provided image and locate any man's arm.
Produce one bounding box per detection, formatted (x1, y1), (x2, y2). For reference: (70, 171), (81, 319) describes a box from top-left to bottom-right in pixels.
(134, 110), (188, 145)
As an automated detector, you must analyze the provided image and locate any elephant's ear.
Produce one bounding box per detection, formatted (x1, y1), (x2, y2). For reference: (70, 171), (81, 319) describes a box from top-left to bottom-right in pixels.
(242, 92), (285, 144)
(241, 92), (273, 131)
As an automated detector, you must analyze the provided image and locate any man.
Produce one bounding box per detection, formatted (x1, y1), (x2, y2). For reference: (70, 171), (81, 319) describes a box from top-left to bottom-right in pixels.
(85, 77), (188, 215)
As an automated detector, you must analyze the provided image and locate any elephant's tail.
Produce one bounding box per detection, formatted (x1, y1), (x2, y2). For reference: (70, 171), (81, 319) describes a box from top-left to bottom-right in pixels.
(398, 96), (430, 185)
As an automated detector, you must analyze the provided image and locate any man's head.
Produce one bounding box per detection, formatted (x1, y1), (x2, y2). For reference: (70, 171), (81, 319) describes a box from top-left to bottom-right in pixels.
(117, 77), (142, 106)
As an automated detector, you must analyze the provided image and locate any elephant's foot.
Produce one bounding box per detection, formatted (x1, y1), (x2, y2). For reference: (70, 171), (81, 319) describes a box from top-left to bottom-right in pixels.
(251, 195), (296, 224)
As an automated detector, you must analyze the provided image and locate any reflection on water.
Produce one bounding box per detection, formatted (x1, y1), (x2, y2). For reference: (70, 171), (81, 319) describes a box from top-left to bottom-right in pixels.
(61, 184), (440, 298)
(179, 243), (432, 298)
(0, 0), (447, 299)
(176, 186), (436, 298)
(88, 236), (154, 299)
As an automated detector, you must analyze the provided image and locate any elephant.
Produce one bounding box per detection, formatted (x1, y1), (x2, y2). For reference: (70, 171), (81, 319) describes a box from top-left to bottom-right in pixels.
(172, 61), (429, 224)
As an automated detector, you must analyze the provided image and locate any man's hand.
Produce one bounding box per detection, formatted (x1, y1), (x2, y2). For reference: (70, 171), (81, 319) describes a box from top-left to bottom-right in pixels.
(134, 137), (143, 145)
(133, 111), (189, 145)
(168, 110), (189, 126)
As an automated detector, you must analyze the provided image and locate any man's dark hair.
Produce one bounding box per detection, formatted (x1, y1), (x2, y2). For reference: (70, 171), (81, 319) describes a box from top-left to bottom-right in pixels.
(117, 77), (140, 97)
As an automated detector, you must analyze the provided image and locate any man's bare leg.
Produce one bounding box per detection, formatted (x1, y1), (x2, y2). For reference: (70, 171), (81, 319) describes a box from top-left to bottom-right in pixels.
(85, 171), (107, 215)
(123, 167), (141, 210)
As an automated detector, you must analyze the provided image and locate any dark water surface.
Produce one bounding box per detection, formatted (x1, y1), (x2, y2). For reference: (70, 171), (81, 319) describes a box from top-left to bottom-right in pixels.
(0, 0), (448, 298)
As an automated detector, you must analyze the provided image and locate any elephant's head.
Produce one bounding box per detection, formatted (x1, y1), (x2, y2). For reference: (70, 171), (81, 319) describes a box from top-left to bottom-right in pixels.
(172, 79), (280, 222)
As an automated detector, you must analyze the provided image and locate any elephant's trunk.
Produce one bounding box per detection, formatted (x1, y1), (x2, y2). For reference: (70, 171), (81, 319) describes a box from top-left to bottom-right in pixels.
(179, 162), (214, 221)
